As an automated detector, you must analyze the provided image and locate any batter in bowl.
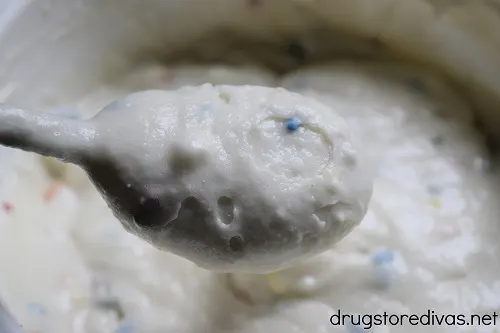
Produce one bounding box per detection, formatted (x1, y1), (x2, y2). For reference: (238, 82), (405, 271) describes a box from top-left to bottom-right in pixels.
(0, 62), (499, 333)
(232, 62), (500, 332)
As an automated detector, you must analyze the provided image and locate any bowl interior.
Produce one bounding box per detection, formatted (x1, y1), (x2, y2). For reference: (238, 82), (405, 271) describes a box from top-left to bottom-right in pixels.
(0, 0), (499, 145)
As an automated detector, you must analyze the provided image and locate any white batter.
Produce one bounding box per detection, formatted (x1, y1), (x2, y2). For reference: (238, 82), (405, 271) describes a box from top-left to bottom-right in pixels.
(0, 63), (499, 333)
(51, 84), (372, 273)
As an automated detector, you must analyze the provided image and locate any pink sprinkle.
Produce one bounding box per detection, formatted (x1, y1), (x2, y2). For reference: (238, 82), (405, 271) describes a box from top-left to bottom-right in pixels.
(2, 202), (13, 213)
(43, 182), (62, 202)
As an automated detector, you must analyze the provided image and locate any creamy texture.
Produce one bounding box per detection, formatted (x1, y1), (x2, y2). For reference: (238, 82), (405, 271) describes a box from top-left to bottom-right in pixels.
(0, 63), (499, 333)
(83, 84), (373, 273)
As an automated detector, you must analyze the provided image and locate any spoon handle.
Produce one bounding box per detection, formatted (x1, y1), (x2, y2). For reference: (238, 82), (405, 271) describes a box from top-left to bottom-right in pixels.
(0, 301), (24, 333)
(0, 104), (97, 164)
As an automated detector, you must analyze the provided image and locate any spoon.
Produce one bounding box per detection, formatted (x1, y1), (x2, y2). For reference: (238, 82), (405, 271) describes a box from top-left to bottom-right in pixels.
(0, 84), (373, 273)
(0, 301), (24, 333)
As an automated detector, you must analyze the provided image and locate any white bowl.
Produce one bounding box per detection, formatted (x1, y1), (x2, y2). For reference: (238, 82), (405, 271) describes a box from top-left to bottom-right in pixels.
(0, 1), (499, 332)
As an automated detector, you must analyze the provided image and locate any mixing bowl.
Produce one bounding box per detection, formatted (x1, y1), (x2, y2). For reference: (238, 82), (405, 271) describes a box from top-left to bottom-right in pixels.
(0, 0), (500, 332)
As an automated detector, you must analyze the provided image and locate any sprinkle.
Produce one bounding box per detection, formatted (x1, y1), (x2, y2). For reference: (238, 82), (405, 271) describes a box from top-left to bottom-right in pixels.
(373, 266), (392, 290)
(371, 249), (394, 266)
(430, 199), (441, 208)
(285, 117), (301, 132)
(2, 202), (13, 213)
(219, 92), (230, 103)
(43, 182), (63, 202)
(371, 249), (395, 290)
(27, 302), (47, 316)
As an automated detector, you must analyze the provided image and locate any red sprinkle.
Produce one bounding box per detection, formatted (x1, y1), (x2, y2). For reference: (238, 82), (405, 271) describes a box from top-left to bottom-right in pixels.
(2, 202), (13, 213)
(43, 182), (62, 202)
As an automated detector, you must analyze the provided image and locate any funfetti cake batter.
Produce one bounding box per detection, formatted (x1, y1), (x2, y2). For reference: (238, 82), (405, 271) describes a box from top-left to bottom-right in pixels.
(0, 62), (499, 333)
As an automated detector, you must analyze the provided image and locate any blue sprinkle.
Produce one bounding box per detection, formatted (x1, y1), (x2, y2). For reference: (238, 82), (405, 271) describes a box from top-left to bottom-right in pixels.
(27, 302), (47, 316)
(371, 249), (396, 290)
(115, 321), (134, 333)
(285, 117), (301, 132)
(373, 266), (393, 290)
(371, 249), (394, 266)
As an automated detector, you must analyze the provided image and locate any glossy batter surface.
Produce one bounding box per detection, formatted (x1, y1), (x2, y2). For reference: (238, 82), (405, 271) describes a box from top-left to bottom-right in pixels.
(0, 63), (499, 333)
(81, 84), (373, 273)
